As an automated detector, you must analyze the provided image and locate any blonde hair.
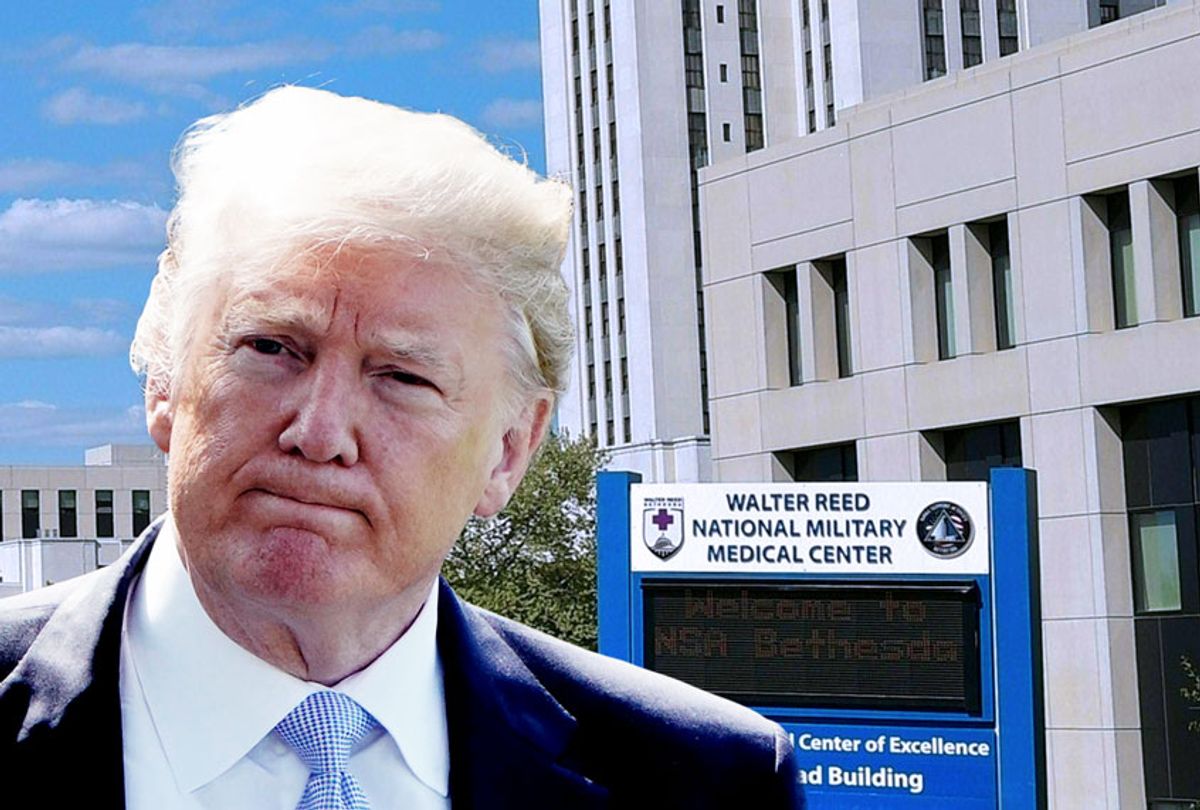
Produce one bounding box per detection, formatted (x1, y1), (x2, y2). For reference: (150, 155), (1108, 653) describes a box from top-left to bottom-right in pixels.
(131, 86), (573, 407)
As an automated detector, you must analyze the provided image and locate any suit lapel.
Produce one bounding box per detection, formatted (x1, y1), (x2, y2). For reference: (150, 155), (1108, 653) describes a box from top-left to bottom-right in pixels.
(0, 522), (158, 808)
(437, 580), (608, 810)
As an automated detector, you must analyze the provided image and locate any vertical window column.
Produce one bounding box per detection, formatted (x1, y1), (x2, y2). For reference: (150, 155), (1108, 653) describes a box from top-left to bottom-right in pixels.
(58, 490), (77, 538)
(765, 267), (802, 387)
(922, 0), (947, 80)
(996, 0), (1019, 55)
(21, 490), (39, 539)
(95, 490), (114, 538)
(737, 0), (764, 150)
(1130, 177), (1186, 325)
(789, 256), (852, 382)
(1108, 191), (1137, 329)
(957, 218), (1020, 354)
(906, 232), (955, 362)
(801, 0), (816, 133)
(1078, 189), (1135, 332)
(1177, 173), (1200, 317)
(132, 490), (151, 537)
(960, 0), (982, 67)
(818, 0), (835, 127)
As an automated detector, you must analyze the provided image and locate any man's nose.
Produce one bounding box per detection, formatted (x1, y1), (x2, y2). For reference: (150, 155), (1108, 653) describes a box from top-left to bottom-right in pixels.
(277, 361), (361, 466)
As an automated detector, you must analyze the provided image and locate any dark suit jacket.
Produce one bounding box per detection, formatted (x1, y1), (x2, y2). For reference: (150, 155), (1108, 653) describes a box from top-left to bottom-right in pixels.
(0, 522), (803, 808)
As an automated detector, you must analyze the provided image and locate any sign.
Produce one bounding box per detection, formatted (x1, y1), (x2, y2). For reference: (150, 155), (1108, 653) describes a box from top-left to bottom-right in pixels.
(597, 471), (1045, 809)
(642, 581), (981, 712)
(782, 722), (997, 808)
(632, 483), (989, 575)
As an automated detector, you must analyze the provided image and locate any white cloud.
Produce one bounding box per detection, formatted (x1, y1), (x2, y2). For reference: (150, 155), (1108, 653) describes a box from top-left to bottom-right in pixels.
(475, 38), (541, 73)
(0, 326), (127, 358)
(12, 400), (56, 410)
(42, 87), (148, 125)
(135, 0), (285, 41)
(0, 296), (134, 328)
(0, 402), (146, 447)
(0, 198), (167, 274)
(324, 0), (440, 16)
(346, 26), (444, 56)
(0, 158), (151, 194)
(71, 298), (133, 325)
(479, 98), (543, 129)
(61, 40), (333, 87)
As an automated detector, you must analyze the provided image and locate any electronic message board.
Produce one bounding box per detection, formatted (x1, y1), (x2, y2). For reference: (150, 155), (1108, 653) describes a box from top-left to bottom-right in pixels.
(596, 472), (1045, 809)
(643, 581), (982, 713)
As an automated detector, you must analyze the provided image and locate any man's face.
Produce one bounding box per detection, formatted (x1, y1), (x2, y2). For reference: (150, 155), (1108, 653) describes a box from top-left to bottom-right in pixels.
(149, 248), (545, 621)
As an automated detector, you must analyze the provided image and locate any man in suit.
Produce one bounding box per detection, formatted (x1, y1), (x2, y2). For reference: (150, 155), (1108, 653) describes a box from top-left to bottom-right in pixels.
(0, 87), (803, 809)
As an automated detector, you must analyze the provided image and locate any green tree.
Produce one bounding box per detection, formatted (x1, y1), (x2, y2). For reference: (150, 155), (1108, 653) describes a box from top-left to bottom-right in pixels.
(443, 431), (607, 650)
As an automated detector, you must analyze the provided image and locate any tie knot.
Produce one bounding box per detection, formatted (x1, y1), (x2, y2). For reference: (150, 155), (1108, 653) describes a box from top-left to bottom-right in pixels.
(275, 691), (379, 774)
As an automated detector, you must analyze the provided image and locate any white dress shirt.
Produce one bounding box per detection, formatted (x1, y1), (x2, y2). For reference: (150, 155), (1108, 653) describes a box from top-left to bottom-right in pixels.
(120, 518), (451, 809)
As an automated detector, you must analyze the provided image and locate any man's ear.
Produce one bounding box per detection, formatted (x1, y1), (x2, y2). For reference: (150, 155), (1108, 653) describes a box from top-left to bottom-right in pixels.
(146, 387), (174, 454)
(474, 395), (553, 519)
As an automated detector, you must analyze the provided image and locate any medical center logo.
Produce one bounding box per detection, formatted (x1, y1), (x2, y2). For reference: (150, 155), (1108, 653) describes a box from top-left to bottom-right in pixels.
(916, 501), (974, 559)
(643, 497), (685, 560)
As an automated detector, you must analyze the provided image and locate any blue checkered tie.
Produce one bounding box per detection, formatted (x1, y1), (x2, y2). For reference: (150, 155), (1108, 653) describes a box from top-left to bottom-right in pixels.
(275, 691), (379, 810)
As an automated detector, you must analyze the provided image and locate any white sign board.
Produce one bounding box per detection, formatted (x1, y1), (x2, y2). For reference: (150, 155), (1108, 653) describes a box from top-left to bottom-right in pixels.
(631, 482), (989, 575)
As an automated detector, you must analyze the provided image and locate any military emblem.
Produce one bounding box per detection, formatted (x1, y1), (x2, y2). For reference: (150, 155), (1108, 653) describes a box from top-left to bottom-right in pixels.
(916, 501), (973, 559)
(643, 499), (685, 560)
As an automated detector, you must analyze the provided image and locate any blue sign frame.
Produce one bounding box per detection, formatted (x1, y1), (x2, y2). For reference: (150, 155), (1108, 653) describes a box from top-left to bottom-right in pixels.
(596, 468), (1044, 808)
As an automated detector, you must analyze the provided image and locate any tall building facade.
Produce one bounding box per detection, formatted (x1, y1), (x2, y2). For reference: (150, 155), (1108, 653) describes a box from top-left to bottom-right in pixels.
(699, 2), (1200, 806)
(539, 0), (1161, 482)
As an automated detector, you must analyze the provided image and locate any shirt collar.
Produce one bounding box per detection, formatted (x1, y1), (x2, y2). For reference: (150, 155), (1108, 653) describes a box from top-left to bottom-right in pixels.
(125, 516), (449, 796)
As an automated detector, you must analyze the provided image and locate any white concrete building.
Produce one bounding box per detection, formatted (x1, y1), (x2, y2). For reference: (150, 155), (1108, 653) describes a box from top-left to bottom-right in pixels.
(539, 0), (1164, 482)
(698, 2), (1200, 806)
(0, 444), (167, 596)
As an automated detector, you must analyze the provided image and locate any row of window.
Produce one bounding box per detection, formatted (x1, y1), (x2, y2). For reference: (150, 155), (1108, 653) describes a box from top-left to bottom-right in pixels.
(777, 419), (1022, 484)
(0, 489), (151, 540)
(768, 169), (1200, 386)
(922, 0), (1020, 81)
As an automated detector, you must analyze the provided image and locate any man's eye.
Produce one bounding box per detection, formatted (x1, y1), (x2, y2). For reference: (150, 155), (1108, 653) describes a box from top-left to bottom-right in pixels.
(388, 370), (431, 387)
(250, 338), (286, 355)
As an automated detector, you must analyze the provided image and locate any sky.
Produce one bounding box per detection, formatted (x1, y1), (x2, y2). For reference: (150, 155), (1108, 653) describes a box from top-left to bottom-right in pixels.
(0, 0), (546, 465)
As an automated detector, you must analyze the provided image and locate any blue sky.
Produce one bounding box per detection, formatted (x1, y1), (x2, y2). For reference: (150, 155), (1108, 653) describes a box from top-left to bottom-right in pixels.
(0, 0), (546, 465)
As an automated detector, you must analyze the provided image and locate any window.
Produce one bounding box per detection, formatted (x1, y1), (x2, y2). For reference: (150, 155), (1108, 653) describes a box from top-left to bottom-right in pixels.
(1176, 174), (1200, 318)
(960, 0), (982, 67)
(778, 442), (858, 482)
(941, 420), (1022, 481)
(922, 0), (947, 80)
(22, 490), (39, 539)
(989, 219), (1016, 350)
(931, 233), (956, 360)
(1106, 190), (1137, 329)
(716, 3), (725, 23)
(738, 0), (764, 152)
(767, 267), (802, 386)
(1099, 1), (1119, 25)
(719, 63), (728, 82)
(96, 490), (114, 538)
(816, 257), (853, 378)
(996, 0), (1019, 56)
(132, 490), (151, 536)
(1120, 396), (1200, 802)
(723, 122), (731, 142)
(1132, 510), (1183, 613)
(58, 490), (77, 538)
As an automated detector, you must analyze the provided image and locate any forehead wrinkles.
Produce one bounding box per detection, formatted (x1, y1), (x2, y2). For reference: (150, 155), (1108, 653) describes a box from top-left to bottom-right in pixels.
(220, 286), (334, 338)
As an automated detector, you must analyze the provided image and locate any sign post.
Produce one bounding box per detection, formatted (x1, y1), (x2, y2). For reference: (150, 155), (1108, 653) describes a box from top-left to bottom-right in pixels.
(596, 470), (1044, 808)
